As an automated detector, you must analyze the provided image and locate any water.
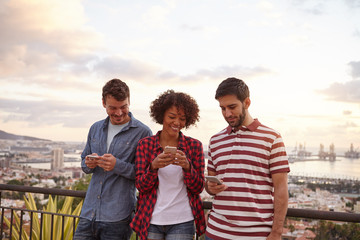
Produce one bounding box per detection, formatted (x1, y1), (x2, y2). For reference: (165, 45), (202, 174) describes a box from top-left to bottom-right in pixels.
(20, 157), (360, 180)
(289, 157), (360, 180)
(19, 161), (81, 169)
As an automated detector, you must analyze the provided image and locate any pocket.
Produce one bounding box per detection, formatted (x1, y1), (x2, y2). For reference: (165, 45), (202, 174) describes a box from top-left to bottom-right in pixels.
(112, 140), (137, 161)
(89, 137), (102, 154)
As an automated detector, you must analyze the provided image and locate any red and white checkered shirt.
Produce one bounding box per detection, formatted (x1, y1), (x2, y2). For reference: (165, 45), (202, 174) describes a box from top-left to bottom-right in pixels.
(130, 131), (206, 240)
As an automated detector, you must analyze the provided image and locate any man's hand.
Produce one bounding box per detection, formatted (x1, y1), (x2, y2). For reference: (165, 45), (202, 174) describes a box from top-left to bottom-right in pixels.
(266, 231), (282, 240)
(207, 180), (227, 195)
(85, 154), (99, 169)
(205, 171), (227, 195)
(97, 153), (116, 171)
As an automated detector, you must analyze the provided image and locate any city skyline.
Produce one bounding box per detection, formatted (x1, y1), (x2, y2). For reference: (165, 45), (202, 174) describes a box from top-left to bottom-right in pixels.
(1, 0), (360, 149)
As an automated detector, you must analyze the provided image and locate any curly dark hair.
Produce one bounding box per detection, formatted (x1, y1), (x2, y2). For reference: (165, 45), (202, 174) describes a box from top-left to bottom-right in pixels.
(150, 90), (200, 129)
(102, 79), (130, 102)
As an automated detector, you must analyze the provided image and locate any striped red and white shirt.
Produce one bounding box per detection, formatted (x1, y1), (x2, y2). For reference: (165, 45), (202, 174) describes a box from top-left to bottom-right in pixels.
(206, 119), (290, 240)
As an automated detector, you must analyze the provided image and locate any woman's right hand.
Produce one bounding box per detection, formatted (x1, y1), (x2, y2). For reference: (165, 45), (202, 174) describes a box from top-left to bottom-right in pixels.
(150, 152), (175, 170)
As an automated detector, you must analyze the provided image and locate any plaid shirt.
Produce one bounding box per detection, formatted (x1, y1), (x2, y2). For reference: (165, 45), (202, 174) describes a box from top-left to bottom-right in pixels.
(130, 131), (206, 240)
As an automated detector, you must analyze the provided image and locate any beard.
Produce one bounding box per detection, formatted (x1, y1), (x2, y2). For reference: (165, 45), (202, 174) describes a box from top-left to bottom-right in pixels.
(226, 106), (246, 130)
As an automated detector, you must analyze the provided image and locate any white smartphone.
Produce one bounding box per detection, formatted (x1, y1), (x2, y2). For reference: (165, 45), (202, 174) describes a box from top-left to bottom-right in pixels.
(164, 146), (177, 154)
(87, 155), (99, 160)
(205, 176), (222, 185)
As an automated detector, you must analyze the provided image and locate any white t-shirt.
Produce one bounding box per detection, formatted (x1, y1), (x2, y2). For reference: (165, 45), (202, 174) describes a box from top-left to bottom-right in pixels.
(107, 120), (129, 152)
(150, 164), (194, 225)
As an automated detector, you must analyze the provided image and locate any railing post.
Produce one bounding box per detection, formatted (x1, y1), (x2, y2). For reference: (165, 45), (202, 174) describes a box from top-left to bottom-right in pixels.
(40, 212), (43, 240)
(19, 210), (24, 240)
(61, 215), (65, 240)
(51, 214), (54, 240)
(9, 209), (13, 240)
(30, 211), (33, 240)
(73, 216), (76, 237)
(0, 208), (4, 240)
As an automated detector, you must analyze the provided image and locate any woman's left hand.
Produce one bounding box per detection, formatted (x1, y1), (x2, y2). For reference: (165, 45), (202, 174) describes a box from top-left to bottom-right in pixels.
(172, 150), (191, 172)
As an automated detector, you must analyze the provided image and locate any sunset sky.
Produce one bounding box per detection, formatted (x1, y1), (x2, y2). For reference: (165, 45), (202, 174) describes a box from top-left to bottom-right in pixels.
(1, 0), (359, 152)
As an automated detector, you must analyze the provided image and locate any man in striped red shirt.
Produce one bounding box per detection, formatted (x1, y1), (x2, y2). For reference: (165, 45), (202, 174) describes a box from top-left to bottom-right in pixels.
(205, 77), (290, 240)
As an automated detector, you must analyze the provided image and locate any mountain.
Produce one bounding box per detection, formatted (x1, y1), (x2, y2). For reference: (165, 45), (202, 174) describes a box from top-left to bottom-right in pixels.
(0, 130), (51, 141)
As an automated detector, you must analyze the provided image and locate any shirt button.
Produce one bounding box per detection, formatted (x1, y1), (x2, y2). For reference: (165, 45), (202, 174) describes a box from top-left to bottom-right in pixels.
(100, 181), (103, 185)
(97, 195), (100, 199)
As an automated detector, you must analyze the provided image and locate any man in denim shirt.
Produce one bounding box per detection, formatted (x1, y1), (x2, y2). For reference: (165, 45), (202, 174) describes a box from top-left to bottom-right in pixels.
(74, 79), (152, 240)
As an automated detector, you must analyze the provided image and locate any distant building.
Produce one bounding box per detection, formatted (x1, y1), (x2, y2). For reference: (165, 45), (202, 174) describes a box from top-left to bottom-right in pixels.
(51, 148), (64, 170)
(354, 201), (360, 213)
(10, 146), (49, 153)
(0, 158), (10, 168)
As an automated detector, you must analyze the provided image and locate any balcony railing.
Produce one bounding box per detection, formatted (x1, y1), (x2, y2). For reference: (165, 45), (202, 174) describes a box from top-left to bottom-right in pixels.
(0, 184), (84, 240)
(1, 184), (360, 239)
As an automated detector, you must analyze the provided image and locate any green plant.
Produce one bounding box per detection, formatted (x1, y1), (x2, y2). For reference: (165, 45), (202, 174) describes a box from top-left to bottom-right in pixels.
(3, 193), (83, 240)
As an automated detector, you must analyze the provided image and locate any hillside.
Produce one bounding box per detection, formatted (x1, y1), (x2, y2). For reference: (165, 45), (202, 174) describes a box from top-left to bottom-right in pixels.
(0, 130), (50, 141)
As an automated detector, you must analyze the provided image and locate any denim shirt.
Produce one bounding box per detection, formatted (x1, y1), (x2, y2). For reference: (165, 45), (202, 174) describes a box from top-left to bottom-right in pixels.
(80, 112), (152, 222)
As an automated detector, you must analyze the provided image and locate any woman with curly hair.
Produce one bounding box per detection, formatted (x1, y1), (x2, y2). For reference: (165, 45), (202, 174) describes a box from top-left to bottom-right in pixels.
(130, 90), (206, 240)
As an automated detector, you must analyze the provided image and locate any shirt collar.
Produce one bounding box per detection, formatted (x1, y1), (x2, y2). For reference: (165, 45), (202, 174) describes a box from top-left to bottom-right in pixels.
(154, 130), (186, 151)
(226, 118), (261, 134)
(102, 112), (136, 130)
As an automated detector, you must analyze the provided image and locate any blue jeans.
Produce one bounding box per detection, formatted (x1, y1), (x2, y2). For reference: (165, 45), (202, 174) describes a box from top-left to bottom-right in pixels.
(205, 235), (214, 240)
(74, 214), (133, 240)
(147, 220), (195, 240)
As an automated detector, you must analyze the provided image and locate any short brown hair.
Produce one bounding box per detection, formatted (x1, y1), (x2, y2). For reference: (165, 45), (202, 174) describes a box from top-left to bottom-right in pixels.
(102, 79), (130, 102)
(215, 77), (249, 102)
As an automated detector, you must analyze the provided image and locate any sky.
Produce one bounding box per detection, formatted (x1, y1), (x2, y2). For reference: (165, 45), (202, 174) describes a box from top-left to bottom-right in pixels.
(0, 0), (360, 153)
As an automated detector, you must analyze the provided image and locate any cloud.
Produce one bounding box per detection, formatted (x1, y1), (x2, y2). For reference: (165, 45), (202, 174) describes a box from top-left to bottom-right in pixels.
(142, 5), (172, 29)
(349, 61), (360, 79)
(317, 61), (360, 103)
(93, 56), (273, 85)
(0, 0), (274, 97)
(0, 97), (101, 128)
(303, 5), (324, 15)
(158, 65), (273, 83)
(354, 29), (360, 37)
(290, 0), (326, 15)
(317, 80), (360, 103)
(93, 56), (159, 80)
(197, 65), (273, 80)
(0, 0), (102, 85)
(180, 24), (205, 31)
(344, 0), (360, 8)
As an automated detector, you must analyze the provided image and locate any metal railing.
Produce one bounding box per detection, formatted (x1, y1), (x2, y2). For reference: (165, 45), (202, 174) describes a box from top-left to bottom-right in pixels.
(1, 184), (360, 239)
(0, 184), (85, 240)
(1, 206), (79, 240)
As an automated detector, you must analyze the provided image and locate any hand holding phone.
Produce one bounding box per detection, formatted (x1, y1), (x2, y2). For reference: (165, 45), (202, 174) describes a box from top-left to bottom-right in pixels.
(85, 155), (99, 169)
(205, 176), (222, 185)
(87, 155), (99, 160)
(164, 146), (177, 154)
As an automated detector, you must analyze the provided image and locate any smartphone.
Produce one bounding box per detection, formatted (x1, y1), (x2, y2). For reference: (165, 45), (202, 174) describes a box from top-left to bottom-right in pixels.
(164, 146), (177, 154)
(87, 155), (99, 160)
(205, 176), (222, 185)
